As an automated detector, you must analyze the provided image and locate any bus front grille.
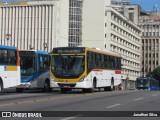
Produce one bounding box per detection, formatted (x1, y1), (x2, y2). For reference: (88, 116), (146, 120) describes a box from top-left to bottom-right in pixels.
(57, 83), (76, 88)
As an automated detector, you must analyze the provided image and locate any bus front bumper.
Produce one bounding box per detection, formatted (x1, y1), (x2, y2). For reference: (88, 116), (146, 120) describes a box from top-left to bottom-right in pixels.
(50, 80), (91, 89)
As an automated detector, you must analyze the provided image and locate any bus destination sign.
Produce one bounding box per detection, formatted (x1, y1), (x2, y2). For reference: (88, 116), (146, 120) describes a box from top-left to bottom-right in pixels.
(53, 47), (85, 54)
(19, 51), (36, 57)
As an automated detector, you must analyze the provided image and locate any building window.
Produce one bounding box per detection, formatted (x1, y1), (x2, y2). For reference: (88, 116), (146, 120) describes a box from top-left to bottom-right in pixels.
(105, 12), (107, 16)
(129, 12), (134, 22)
(105, 23), (107, 27)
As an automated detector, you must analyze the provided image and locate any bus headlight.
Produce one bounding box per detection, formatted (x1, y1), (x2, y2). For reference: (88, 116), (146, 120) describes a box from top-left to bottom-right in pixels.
(50, 77), (55, 81)
(79, 77), (85, 82)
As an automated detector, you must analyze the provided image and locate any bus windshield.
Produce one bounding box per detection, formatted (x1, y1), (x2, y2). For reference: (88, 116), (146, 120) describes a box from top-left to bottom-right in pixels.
(51, 55), (84, 78)
(20, 56), (36, 77)
(137, 79), (150, 88)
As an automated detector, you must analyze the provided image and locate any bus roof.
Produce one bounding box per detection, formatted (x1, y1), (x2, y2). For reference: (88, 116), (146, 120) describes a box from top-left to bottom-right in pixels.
(137, 77), (158, 81)
(86, 47), (121, 57)
(20, 50), (49, 55)
(0, 45), (16, 50)
(53, 47), (121, 57)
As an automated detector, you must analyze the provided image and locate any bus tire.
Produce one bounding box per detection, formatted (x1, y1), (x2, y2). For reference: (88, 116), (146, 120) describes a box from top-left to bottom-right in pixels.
(43, 80), (51, 92)
(104, 78), (114, 91)
(60, 88), (67, 93)
(82, 88), (87, 93)
(16, 88), (23, 93)
(0, 79), (3, 94)
(108, 78), (114, 91)
(88, 78), (96, 93)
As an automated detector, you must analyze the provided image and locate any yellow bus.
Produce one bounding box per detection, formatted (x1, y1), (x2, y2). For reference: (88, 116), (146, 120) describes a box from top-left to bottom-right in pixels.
(50, 47), (122, 93)
(0, 45), (21, 94)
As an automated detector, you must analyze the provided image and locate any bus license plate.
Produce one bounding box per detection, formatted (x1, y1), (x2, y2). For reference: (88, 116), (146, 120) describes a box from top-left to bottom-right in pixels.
(64, 86), (70, 88)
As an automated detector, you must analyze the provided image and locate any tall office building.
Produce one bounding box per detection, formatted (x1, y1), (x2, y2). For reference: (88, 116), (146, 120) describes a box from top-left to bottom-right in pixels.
(139, 11), (160, 76)
(123, 4), (141, 25)
(0, 1), (57, 51)
(110, 0), (130, 14)
(68, 0), (83, 47)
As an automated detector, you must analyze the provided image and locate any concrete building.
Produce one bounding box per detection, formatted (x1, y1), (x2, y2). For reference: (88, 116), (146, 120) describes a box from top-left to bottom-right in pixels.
(138, 11), (160, 77)
(123, 4), (141, 25)
(68, 0), (83, 47)
(0, 0), (84, 50)
(82, 0), (141, 90)
(110, 0), (130, 14)
(0, 0), (69, 52)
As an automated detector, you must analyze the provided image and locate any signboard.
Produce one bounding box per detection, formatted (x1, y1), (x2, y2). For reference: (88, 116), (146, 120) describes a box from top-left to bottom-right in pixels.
(19, 51), (36, 57)
(0, 2), (28, 7)
(53, 47), (85, 54)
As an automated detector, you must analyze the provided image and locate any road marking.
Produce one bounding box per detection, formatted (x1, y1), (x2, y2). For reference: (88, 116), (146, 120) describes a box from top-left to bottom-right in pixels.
(61, 115), (82, 120)
(133, 98), (143, 101)
(152, 94), (158, 97)
(106, 104), (121, 108)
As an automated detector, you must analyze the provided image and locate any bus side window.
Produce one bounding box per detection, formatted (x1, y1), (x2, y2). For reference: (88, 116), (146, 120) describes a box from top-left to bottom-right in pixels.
(93, 53), (96, 68)
(87, 52), (92, 73)
(8, 50), (16, 65)
(0, 49), (8, 64)
(101, 54), (105, 68)
(114, 57), (118, 70)
(108, 56), (111, 69)
(38, 55), (44, 71)
(0, 50), (5, 64)
(105, 55), (109, 69)
(44, 55), (50, 69)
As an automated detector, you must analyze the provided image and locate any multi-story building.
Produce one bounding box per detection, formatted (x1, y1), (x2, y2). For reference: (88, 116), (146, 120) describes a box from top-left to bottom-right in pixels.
(82, 0), (141, 90)
(0, 0), (69, 52)
(68, 0), (83, 47)
(139, 11), (160, 76)
(0, 0), (84, 50)
(110, 0), (130, 14)
(123, 4), (141, 25)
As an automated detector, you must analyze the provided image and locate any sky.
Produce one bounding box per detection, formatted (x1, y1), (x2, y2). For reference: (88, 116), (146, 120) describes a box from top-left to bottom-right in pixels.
(130, 0), (160, 11)
(0, 0), (159, 11)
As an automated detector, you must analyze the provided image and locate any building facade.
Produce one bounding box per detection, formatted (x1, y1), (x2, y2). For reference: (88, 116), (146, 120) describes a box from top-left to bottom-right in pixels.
(138, 11), (160, 77)
(82, 0), (141, 90)
(123, 4), (141, 25)
(110, 0), (130, 14)
(68, 0), (83, 47)
(0, 0), (69, 52)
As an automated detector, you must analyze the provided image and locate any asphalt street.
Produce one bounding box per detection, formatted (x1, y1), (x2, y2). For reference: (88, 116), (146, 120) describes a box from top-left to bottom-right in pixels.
(0, 89), (160, 120)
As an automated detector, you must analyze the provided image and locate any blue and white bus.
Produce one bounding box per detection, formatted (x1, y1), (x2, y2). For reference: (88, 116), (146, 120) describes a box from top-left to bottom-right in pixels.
(0, 45), (21, 94)
(16, 50), (51, 93)
(136, 77), (159, 91)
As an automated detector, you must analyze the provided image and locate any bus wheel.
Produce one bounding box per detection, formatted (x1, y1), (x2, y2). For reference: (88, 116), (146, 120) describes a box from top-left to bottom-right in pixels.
(108, 78), (114, 91)
(82, 88), (88, 93)
(0, 80), (3, 94)
(104, 78), (114, 91)
(60, 88), (67, 93)
(16, 88), (23, 93)
(88, 79), (96, 93)
(43, 80), (51, 92)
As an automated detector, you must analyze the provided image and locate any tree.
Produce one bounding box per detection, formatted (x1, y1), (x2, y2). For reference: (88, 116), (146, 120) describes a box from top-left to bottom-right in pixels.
(146, 67), (160, 80)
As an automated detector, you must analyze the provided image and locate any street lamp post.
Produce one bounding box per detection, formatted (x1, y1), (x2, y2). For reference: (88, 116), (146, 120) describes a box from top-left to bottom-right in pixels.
(5, 34), (12, 46)
(44, 43), (48, 51)
(125, 73), (129, 90)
